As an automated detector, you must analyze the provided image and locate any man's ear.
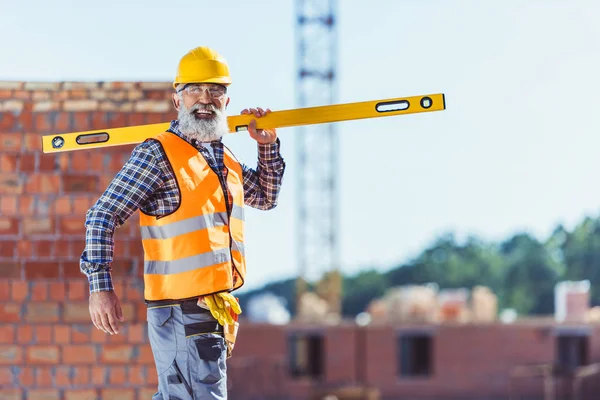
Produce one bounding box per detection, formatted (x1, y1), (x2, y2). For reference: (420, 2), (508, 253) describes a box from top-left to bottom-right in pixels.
(172, 93), (180, 111)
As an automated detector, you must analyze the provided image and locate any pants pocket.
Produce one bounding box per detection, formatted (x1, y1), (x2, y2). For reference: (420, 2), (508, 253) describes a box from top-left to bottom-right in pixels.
(147, 306), (177, 376)
(161, 359), (193, 400)
(191, 334), (227, 386)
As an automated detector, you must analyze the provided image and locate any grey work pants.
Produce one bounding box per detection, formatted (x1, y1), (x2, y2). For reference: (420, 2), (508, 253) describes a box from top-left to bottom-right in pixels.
(147, 301), (228, 399)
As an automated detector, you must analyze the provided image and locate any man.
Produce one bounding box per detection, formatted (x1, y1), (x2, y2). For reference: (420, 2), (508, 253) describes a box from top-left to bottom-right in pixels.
(80, 46), (285, 399)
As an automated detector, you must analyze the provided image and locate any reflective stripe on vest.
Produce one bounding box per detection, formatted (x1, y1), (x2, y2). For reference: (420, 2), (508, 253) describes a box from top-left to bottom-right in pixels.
(139, 131), (246, 301)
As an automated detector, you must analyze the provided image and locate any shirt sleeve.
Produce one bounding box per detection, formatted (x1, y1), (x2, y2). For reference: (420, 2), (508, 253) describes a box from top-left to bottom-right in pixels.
(242, 138), (286, 210)
(80, 142), (164, 293)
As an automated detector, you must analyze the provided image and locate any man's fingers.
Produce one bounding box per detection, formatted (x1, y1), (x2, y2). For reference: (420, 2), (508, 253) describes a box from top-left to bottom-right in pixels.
(106, 311), (120, 335)
(240, 108), (250, 115)
(99, 313), (114, 335)
(116, 303), (124, 322)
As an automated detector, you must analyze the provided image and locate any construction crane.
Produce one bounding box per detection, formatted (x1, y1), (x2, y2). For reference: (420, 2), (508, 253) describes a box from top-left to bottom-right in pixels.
(294, 0), (340, 315)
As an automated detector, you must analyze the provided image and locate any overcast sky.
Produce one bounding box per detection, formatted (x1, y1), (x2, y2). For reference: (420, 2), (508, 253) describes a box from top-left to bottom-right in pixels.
(1, 0), (599, 290)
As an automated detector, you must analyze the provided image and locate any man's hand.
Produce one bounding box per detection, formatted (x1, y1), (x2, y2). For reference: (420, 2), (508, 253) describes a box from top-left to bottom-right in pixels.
(89, 290), (124, 335)
(241, 107), (277, 144)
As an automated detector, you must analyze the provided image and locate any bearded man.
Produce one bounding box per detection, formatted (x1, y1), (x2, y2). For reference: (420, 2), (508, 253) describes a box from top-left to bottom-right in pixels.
(79, 46), (285, 399)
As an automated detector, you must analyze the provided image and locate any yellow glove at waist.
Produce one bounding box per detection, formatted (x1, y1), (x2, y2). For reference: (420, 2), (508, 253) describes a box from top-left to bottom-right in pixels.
(203, 292), (242, 327)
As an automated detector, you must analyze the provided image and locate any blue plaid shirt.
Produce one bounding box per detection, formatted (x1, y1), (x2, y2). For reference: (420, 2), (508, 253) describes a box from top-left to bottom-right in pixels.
(80, 120), (285, 294)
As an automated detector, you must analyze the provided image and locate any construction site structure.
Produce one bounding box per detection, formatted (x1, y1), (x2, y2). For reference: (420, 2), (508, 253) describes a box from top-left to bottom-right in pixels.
(295, 0), (339, 305)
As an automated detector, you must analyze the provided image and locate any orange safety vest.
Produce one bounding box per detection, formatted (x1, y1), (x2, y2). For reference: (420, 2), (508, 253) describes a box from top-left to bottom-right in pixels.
(139, 131), (246, 301)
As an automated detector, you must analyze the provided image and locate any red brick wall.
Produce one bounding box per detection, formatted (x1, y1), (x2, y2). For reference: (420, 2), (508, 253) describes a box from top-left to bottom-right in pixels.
(0, 81), (175, 399)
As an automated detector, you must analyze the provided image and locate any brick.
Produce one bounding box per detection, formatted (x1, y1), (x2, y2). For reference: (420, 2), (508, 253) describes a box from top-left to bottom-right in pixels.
(63, 100), (98, 112)
(35, 113), (53, 133)
(0, 303), (21, 322)
(16, 241), (33, 258)
(0, 81), (22, 89)
(52, 196), (72, 216)
(35, 364), (56, 388)
(0, 241), (15, 257)
(0, 195), (17, 215)
(27, 389), (60, 400)
(53, 325), (70, 344)
(54, 112), (70, 132)
(0, 366), (12, 386)
(35, 326), (53, 344)
(27, 346), (59, 364)
(67, 281), (87, 301)
(0, 281), (8, 300)
(24, 303), (59, 323)
(55, 366), (70, 386)
(0, 389), (22, 400)
(34, 240), (53, 258)
(18, 195), (34, 215)
(22, 217), (54, 235)
(11, 281), (28, 301)
(64, 82), (99, 90)
(101, 344), (134, 363)
(134, 100), (170, 113)
(0, 100), (24, 113)
(63, 302), (90, 323)
(128, 365), (145, 385)
(0, 174), (23, 194)
(72, 365), (90, 385)
(64, 389), (98, 400)
(19, 153), (35, 172)
(24, 83), (60, 90)
(23, 133), (43, 151)
(138, 388), (157, 400)
(0, 154), (17, 172)
(108, 365), (127, 385)
(32, 91), (52, 101)
(128, 324), (146, 344)
(32, 101), (60, 112)
(62, 175), (98, 193)
(71, 325), (91, 344)
(58, 216), (85, 236)
(62, 345), (96, 364)
(143, 88), (171, 99)
(17, 325), (33, 344)
(48, 282), (66, 302)
(101, 389), (134, 400)
(91, 327), (108, 344)
(0, 111), (16, 131)
(15, 366), (34, 386)
(0, 326), (15, 344)
(35, 366), (53, 387)
(127, 112), (146, 126)
(25, 174), (60, 194)
(62, 261), (83, 278)
(0, 345), (22, 364)
(135, 344), (155, 364)
(0, 133), (22, 151)
(30, 281), (48, 301)
(73, 112), (91, 131)
(17, 111), (35, 132)
(0, 217), (19, 235)
(38, 154), (55, 171)
(73, 196), (93, 215)
(90, 366), (107, 385)
(24, 262), (61, 279)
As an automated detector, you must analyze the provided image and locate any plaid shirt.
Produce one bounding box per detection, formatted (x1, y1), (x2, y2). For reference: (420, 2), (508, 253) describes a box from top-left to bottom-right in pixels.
(80, 120), (285, 293)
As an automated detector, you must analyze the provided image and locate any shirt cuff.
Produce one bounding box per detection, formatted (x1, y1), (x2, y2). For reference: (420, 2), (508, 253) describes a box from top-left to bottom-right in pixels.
(88, 271), (114, 293)
(257, 138), (282, 164)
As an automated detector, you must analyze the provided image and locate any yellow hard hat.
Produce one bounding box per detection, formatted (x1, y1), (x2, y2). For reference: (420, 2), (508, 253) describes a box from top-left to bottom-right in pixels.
(173, 46), (231, 89)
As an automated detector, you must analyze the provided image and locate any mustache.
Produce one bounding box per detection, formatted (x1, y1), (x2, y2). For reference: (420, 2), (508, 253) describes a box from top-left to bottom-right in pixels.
(189, 103), (218, 113)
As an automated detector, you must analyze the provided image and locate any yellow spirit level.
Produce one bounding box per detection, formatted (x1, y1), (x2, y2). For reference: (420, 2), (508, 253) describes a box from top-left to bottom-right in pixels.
(41, 93), (446, 153)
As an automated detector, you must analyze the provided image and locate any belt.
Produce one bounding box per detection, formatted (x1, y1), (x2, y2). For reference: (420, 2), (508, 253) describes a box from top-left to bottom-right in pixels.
(146, 297), (210, 315)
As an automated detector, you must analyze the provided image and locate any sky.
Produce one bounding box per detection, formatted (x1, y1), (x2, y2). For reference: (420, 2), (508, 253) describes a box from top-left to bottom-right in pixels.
(1, 0), (600, 291)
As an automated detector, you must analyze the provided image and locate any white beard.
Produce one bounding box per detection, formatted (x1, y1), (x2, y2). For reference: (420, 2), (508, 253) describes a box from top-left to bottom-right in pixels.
(178, 102), (229, 142)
